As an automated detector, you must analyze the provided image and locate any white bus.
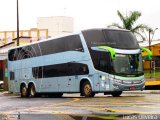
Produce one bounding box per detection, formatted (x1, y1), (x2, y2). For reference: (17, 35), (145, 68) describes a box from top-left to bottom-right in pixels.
(8, 28), (152, 97)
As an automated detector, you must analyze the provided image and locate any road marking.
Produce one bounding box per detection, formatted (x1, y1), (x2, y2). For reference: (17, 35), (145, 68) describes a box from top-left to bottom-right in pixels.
(48, 98), (80, 107)
(1, 98), (80, 117)
(1, 96), (160, 116)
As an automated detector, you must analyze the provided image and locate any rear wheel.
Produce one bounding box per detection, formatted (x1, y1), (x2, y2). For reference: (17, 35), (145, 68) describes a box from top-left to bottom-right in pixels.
(82, 81), (95, 97)
(29, 84), (36, 97)
(21, 84), (28, 98)
(111, 91), (122, 97)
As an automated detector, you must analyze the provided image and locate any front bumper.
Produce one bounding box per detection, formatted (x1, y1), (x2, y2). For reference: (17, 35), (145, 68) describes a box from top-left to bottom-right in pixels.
(112, 82), (145, 91)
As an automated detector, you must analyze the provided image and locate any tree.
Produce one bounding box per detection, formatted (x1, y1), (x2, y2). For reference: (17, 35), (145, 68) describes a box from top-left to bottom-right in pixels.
(108, 10), (153, 41)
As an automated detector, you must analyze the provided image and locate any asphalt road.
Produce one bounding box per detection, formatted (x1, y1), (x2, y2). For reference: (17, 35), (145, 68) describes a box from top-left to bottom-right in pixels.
(0, 91), (160, 120)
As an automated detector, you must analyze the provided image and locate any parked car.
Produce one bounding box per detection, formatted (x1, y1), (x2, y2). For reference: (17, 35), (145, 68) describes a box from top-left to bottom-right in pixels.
(0, 81), (4, 89)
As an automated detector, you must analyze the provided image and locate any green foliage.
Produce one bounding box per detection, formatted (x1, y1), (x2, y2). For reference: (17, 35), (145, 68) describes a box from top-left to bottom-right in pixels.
(108, 10), (153, 41)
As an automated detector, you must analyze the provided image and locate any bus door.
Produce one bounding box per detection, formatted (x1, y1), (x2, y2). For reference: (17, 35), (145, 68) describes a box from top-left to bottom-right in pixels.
(68, 75), (77, 92)
(91, 73), (100, 91)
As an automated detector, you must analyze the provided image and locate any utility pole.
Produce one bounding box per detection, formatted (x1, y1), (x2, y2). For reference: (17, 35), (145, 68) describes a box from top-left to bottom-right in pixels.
(148, 29), (152, 78)
(17, 0), (19, 46)
(148, 28), (158, 78)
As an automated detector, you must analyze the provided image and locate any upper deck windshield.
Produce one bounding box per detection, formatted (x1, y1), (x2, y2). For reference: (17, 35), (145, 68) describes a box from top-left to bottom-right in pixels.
(113, 54), (144, 76)
(82, 29), (139, 49)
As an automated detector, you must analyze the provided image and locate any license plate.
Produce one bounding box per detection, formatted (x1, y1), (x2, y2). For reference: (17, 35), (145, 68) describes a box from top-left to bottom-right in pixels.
(129, 86), (136, 90)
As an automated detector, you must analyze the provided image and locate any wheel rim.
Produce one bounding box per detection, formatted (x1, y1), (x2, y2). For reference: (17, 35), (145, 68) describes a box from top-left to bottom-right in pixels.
(22, 86), (27, 96)
(84, 84), (91, 95)
(30, 86), (35, 96)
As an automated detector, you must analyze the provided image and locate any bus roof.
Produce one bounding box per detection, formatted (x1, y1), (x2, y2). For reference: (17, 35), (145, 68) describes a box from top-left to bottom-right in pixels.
(82, 28), (130, 32)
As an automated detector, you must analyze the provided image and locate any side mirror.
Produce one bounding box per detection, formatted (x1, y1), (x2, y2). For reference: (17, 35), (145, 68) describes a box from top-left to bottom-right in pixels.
(97, 46), (116, 60)
(140, 47), (152, 60)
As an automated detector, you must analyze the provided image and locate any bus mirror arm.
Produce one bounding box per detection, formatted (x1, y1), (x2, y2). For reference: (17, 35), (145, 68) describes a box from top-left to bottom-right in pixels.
(97, 46), (116, 60)
(140, 47), (152, 60)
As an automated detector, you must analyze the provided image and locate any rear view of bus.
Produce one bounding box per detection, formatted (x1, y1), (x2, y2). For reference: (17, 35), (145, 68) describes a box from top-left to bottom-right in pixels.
(82, 29), (151, 97)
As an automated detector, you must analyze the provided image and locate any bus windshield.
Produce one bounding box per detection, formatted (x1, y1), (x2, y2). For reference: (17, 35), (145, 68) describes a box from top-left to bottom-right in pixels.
(113, 54), (143, 76)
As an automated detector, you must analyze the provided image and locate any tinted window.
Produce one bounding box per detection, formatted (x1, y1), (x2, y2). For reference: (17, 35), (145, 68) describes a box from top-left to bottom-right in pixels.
(32, 67), (43, 79)
(82, 29), (139, 49)
(103, 30), (139, 49)
(32, 63), (89, 78)
(39, 35), (84, 55)
(8, 44), (41, 61)
(82, 29), (106, 47)
(90, 49), (113, 73)
(8, 35), (83, 61)
(10, 71), (15, 80)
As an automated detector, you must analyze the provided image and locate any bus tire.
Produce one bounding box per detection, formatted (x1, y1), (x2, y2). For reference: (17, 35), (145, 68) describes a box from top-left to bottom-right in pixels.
(111, 91), (122, 97)
(21, 84), (28, 98)
(82, 81), (95, 97)
(29, 84), (36, 98)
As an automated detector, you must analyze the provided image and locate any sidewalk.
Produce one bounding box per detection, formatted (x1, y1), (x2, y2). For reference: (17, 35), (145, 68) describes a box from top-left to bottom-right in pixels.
(145, 77), (160, 86)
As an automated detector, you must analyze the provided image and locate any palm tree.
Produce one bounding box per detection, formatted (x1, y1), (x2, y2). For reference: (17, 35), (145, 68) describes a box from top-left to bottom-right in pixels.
(108, 10), (153, 41)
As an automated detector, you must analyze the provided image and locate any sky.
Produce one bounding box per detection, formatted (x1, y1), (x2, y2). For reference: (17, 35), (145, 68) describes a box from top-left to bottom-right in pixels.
(0, 0), (160, 39)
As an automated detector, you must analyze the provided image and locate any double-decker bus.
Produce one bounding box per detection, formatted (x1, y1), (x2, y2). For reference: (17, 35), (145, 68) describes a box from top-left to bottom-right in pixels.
(8, 28), (152, 97)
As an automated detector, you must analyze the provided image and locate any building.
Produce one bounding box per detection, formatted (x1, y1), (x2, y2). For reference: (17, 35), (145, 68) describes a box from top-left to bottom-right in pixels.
(0, 42), (15, 90)
(37, 16), (73, 37)
(0, 16), (74, 46)
(0, 29), (48, 46)
(140, 40), (160, 69)
(0, 16), (74, 90)
(0, 29), (48, 90)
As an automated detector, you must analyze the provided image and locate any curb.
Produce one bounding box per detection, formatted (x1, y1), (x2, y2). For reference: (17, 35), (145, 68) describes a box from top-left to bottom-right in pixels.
(124, 90), (160, 94)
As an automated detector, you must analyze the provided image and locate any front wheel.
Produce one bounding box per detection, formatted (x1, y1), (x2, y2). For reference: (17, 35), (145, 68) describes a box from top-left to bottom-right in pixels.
(111, 91), (122, 97)
(82, 81), (95, 97)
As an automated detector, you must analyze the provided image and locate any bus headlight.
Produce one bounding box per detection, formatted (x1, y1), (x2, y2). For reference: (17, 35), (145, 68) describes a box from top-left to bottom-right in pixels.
(101, 75), (109, 80)
(101, 76), (106, 80)
(109, 77), (114, 81)
(113, 85), (120, 90)
(114, 79), (122, 83)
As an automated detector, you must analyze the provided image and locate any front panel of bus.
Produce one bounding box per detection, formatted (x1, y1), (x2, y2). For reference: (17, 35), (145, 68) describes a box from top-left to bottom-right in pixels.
(82, 29), (145, 92)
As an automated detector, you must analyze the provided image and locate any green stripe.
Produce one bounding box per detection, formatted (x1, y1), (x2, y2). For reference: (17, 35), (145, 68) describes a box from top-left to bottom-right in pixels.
(97, 46), (116, 60)
(110, 74), (144, 78)
(141, 47), (152, 60)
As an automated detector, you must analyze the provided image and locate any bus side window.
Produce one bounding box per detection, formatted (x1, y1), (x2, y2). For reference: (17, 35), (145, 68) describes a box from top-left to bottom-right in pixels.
(32, 67), (43, 79)
(10, 71), (15, 80)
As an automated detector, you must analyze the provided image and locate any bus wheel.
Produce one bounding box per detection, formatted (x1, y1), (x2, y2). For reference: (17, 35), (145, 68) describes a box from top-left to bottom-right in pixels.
(111, 91), (122, 97)
(29, 84), (36, 97)
(21, 84), (28, 98)
(82, 81), (95, 97)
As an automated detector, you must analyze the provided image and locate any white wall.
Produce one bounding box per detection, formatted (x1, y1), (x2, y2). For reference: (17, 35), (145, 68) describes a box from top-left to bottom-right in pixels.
(37, 16), (73, 37)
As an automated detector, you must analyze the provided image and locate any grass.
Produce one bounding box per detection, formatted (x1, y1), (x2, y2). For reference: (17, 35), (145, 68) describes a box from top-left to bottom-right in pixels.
(0, 88), (4, 92)
(144, 70), (160, 78)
